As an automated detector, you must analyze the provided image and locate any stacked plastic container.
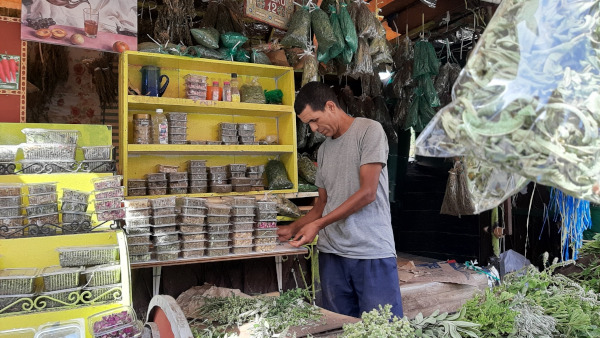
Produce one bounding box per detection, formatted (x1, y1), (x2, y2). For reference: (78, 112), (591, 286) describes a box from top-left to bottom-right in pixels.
(0, 183), (24, 237)
(206, 203), (231, 256)
(123, 199), (152, 263)
(61, 188), (92, 231)
(146, 173), (167, 196)
(150, 197), (180, 261)
(227, 164), (249, 193)
(81, 145), (114, 173)
(247, 165), (266, 191)
(167, 112), (188, 145)
(168, 171), (188, 195)
(208, 166), (232, 193)
(219, 122), (238, 145)
(230, 197), (256, 254)
(26, 183), (59, 235)
(0, 145), (19, 174)
(188, 160), (208, 194)
(127, 179), (147, 197)
(178, 197), (207, 258)
(92, 176), (125, 223)
(237, 123), (256, 145)
(184, 74), (207, 101)
(254, 201), (278, 252)
(89, 306), (143, 338)
(0, 267), (37, 313)
(20, 128), (80, 174)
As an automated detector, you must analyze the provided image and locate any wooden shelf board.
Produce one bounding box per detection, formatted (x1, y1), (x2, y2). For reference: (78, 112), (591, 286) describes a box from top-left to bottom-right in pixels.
(127, 96), (292, 117)
(130, 243), (307, 269)
(281, 192), (319, 199)
(125, 189), (297, 199)
(128, 144), (294, 155)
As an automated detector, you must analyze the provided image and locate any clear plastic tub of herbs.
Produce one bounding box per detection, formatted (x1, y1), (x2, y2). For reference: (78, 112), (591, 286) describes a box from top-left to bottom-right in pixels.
(83, 263), (121, 287)
(40, 265), (83, 292)
(57, 245), (119, 267)
(0, 268), (38, 295)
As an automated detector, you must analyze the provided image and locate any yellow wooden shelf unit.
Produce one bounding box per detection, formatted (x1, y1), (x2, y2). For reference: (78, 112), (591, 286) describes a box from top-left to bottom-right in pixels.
(119, 51), (298, 198)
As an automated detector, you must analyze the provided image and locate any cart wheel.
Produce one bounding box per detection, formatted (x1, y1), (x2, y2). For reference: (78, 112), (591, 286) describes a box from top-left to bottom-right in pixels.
(146, 295), (193, 338)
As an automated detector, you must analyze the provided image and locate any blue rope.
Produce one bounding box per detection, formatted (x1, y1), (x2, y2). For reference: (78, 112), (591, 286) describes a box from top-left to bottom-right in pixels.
(546, 188), (591, 261)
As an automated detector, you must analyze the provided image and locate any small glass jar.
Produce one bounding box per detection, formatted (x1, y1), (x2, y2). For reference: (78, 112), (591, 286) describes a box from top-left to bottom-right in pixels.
(223, 81), (231, 102)
(211, 81), (220, 101)
(133, 114), (151, 144)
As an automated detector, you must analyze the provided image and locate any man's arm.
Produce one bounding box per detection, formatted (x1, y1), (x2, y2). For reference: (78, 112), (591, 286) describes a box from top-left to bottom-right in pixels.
(288, 162), (383, 247)
(277, 187), (327, 242)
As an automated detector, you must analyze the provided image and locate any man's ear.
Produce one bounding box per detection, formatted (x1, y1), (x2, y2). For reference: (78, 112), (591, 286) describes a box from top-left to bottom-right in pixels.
(325, 100), (337, 112)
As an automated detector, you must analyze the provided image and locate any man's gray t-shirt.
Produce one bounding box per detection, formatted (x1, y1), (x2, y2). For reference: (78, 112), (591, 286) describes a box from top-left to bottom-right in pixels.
(314, 117), (396, 259)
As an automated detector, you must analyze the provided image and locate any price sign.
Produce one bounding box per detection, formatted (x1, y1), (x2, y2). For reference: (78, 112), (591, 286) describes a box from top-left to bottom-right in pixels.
(245, 0), (294, 30)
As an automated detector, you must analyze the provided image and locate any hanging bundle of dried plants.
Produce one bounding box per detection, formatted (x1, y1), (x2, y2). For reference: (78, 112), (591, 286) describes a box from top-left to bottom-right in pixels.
(153, 0), (196, 45)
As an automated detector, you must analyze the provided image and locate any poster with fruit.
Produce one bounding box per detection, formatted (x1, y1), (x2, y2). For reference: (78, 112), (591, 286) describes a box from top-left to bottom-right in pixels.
(21, 0), (137, 53)
(0, 54), (20, 91)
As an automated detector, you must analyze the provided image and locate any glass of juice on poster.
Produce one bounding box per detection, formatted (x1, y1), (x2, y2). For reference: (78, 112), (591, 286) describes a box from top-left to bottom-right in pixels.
(83, 8), (99, 38)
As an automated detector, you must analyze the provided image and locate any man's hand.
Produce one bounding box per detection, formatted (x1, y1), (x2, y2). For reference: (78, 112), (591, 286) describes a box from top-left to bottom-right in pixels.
(276, 224), (296, 242)
(289, 221), (322, 247)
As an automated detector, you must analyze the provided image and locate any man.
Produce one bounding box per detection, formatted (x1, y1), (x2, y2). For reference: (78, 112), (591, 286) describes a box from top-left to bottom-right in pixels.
(277, 81), (403, 318)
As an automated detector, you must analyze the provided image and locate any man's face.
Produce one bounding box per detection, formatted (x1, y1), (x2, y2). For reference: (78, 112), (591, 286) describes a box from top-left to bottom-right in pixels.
(298, 102), (336, 137)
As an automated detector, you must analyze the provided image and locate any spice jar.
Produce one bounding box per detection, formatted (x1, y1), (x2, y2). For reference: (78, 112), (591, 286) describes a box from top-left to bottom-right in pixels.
(211, 81), (220, 101)
(133, 114), (151, 144)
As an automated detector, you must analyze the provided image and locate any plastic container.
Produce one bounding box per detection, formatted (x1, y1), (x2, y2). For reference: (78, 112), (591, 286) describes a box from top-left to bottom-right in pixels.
(237, 123), (255, 131)
(230, 206), (253, 217)
(93, 187), (125, 200)
(22, 128), (79, 144)
(83, 263), (121, 287)
(146, 173), (167, 181)
(150, 196), (176, 208)
(209, 179), (228, 185)
(169, 120), (189, 128)
(89, 306), (139, 337)
(169, 133), (187, 142)
(178, 214), (206, 225)
(0, 206), (22, 217)
(238, 136), (255, 144)
(207, 232), (230, 241)
(155, 240), (181, 252)
(180, 240), (206, 250)
(206, 247), (231, 256)
(128, 188), (147, 196)
(189, 180), (208, 188)
(156, 251), (180, 261)
(133, 113), (152, 144)
(257, 201), (277, 212)
(126, 232), (151, 244)
(168, 180), (188, 189)
(28, 213), (59, 226)
(94, 197), (122, 211)
(237, 129), (256, 137)
(208, 172), (228, 181)
(0, 327), (36, 337)
(26, 204), (57, 216)
(57, 245), (119, 267)
(129, 253), (151, 263)
(124, 199), (150, 209)
(20, 143), (77, 160)
(82, 283), (122, 303)
(254, 235), (278, 245)
(168, 172), (188, 181)
(96, 208), (126, 221)
(35, 321), (84, 338)
(231, 222), (254, 231)
(256, 211), (277, 220)
(151, 224), (177, 233)
(247, 164), (265, 173)
(147, 180), (168, 189)
(254, 243), (277, 252)
(148, 187), (168, 195)
(206, 223), (230, 233)
(207, 215), (230, 224)
(227, 164), (247, 172)
(210, 184), (232, 193)
(219, 128), (237, 137)
(167, 112), (187, 121)
(125, 208), (151, 218)
(40, 265), (82, 291)
(62, 211), (91, 224)
(252, 185), (265, 191)
(152, 214), (177, 225)
(0, 215), (24, 227)
(189, 187), (208, 194)
(38, 287), (81, 308)
(231, 215), (255, 223)
(220, 122), (236, 130)
(189, 166), (207, 174)
(123, 225), (151, 235)
(156, 164), (179, 173)
(178, 224), (204, 233)
(178, 196), (207, 207)
(230, 230), (253, 239)
(0, 294), (34, 314)
(28, 193), (58, 206)
(231, 237), (253, 246)
(220, 135), (238, 144)
(207, 239), (230, 248)
(181, 249), (205, 258)
(189, 173), (208, 180)
(180, 232), (207, 241)
(0, 268), (37, 295)
(206, 204), (230, 215)
(0, 183), (23, 197)
(82, 160), (115, 173)
(127, 180), (147, 189)
(124, 216), (150, 227)
(187, 160), (207, 168)
(229, 172), (246, 179)
(169, 127), (187, 134)
(152, 231), (180, 244)
(128, 243), (151, 254)
(152, 207), (177, 216)
(247, 172), (263, 179)
(61, 189), (89, 204)
(81, 146), (113, 160)
(26, 182), (57, 195)
(233, 185), (251, 193)
(230, 178), (252, 186)
(232, 245), (253, 254)
(91, 176), (122, 190)
(256, 220), (278, 229)
(0, 145), (19, 162)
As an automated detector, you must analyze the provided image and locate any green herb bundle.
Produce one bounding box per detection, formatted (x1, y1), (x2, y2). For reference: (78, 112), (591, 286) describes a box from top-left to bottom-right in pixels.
(342, 304), (414, 338)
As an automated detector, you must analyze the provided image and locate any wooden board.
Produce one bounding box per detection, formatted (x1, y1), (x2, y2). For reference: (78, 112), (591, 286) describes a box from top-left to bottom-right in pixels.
(288, 308), (360, 337)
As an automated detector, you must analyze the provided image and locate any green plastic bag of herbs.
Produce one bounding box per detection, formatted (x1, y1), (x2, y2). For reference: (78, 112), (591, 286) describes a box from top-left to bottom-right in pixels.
(266, 159), (294, 190)
(251, 50), (272, 64)
(298, 176), (318, 192)
(240, 77), (266, 104)
(234, 48), (250, 62)
(338, 3), (358, 53)
(327, 5), (345, 60)
(190, 27), (220, 49)
(298, 154), (317, 184)
(311, 7), (338, 63)
(281, 6), (311, 49)
(185, 45), (223, 60)
(221, 32), (248, 49)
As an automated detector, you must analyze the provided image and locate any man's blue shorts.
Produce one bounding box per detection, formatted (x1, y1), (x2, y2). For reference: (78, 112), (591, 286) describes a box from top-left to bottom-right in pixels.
(319, 252), (404, 318)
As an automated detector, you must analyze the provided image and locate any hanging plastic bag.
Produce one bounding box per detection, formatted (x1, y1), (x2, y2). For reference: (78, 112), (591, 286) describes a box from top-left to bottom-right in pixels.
(416, 0), (600, 203)
(276, 195), (302, 218)
(371, 38), (394, 66)
(338, 3), (358, 53)
(281, 6), (311, 49)
(251, 50), (272, 64)
(392, 88), (410, 128)
(352, 37), (373, 77)
(221, 32), (248, 49)
(266, 160), (294, 190)
(298, 154), (317, 184)
(185, 45), (223, 60)
(320, 0), (336, 15)
(297, 117), (309, 149)
(356, 2), (378, 39)
(301, 51), (319, 87)
(373, 96), (397, 143)
(240, 77), (266, 103)
(311, 7), (338, 62)
(328, 5), (346, 60)
(307, 130), (326, 149)
(403, 87), (435, 132)
(190, 27), (220, 49)
(338, 85), (356, 115)
(440, 158), (475, 216)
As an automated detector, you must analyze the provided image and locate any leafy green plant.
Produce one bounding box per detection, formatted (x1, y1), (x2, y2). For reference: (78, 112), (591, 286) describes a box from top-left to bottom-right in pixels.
(411, 308), (481, 338)
(462, 289), (517, 337)
(342, 304), (414, 338)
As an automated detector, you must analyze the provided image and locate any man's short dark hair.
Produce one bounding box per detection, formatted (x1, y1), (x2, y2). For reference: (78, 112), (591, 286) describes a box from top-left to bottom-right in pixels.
(294, 81), (341, 115)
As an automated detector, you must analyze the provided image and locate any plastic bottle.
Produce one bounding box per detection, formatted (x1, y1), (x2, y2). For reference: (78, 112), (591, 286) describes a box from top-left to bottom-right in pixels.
(223, 81), (232, 102)
(211, 81), (220, 101)
(230, 73), (240, 102)
(152, 108), (169, 144)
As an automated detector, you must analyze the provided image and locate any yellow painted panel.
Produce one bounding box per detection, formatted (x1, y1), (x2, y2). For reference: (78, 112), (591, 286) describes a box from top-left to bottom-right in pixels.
(125, 189), (296, 200)
(127, 96), (292, 116)
(128, 144), (294, 155)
